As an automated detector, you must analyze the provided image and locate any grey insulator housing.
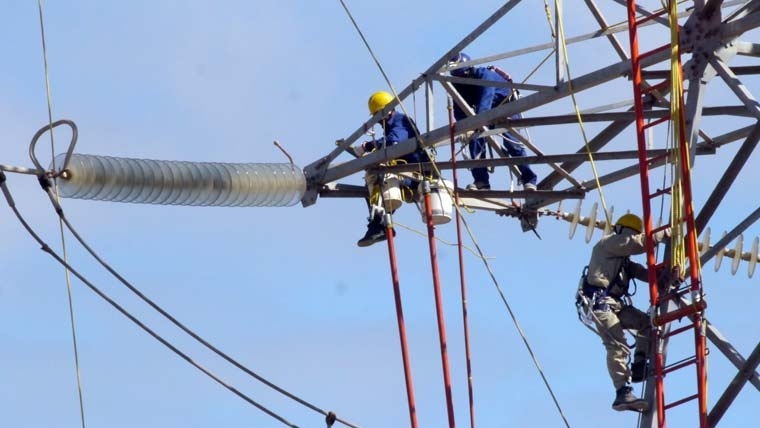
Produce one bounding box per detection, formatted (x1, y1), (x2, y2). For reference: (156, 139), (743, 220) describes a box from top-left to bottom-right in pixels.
(53, 154), (306, 207)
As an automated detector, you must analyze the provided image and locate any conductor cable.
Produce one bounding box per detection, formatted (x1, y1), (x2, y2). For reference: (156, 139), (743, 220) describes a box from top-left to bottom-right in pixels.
(1, 172), (299, 428)
(36, 182), (359, 428)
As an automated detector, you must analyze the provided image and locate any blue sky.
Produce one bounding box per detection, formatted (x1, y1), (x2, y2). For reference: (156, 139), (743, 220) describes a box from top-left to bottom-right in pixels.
(1, 1), (759, 427)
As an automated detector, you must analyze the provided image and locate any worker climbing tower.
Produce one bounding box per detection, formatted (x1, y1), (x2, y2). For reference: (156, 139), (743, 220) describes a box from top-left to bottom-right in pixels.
(627, 1), (708, 427)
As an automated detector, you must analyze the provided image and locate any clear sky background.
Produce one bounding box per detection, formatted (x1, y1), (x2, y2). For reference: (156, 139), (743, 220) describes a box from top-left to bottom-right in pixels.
(1, 1), (759, 427)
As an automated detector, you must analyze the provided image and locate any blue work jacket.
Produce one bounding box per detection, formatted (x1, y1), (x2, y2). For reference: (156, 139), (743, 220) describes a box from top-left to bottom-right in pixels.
(367, 110), (429, 164)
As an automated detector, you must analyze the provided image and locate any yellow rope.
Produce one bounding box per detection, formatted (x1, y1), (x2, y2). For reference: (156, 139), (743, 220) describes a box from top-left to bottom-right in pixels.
(666, 1), (701, 274)
(668, 0), (686, 268)
(554, 0), (612, 227)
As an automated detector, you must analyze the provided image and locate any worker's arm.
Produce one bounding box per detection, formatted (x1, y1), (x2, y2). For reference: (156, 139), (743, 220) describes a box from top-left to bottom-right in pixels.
(627, 261), (649, 282)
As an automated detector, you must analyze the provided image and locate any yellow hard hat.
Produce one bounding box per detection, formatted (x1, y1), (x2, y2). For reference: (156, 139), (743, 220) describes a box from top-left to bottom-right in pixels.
(368, 91), (395, 115)
(615, 213), (643, 233)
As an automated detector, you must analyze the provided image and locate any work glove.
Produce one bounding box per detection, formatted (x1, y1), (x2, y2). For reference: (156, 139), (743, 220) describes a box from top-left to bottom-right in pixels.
(657, 265), (685, 289)
(347, 141), (376, 157)
(653, 227), (672, 243)
(455, 130), (475, 144)
(362, 141), (376, 153)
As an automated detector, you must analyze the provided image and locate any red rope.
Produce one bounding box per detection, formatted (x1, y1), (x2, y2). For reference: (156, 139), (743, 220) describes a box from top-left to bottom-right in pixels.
(384, 218), (419, 428)
(449, 99), (476, 428)
(423, 187), (456, 427)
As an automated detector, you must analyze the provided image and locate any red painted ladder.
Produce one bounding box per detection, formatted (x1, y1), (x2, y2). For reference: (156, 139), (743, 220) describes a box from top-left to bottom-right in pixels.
(626, 2), (708, 427)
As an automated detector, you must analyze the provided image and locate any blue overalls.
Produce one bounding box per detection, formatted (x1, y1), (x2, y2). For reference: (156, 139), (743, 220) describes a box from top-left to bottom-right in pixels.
(453, 67), (537, 186)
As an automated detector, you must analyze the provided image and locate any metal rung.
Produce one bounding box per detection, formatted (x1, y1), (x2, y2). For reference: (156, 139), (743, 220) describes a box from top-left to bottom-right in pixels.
(635, 8), (669, 26)
(654, 300), (707, 326)
(642, 79), (670, 94)
(649, 186), (672, 199)
(658, 286), (691, 303)
(664, 393), (700, 410)
(639, 43), (671, 61)
(650, 224), (671, 236)
(662, 323), (695, 339)
(642, 115), (671, 130)
(663, 356), (698, 375)
(646, 152), (670, 165)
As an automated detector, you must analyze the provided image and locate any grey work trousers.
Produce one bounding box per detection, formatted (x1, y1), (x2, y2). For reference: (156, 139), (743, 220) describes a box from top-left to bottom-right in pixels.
(593, 297), (651, 390)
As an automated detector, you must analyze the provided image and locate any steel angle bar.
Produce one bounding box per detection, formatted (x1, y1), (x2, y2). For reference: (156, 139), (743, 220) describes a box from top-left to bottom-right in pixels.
(375, 148), (711, 175)
(710, 57), (760, 119)
(318, 183), (367, 199)
(725, 0), (760, 22)
(705, 326), (760, 392)
(695, 122), (760, 233)
(451, 8), (692, 68)
(555, 0), (566, 85)
(457, 188), (584, 201)
(643, 64), (760, 77)
(708, 341), (760, 427)
(580, 149), (714, 186)
(699, 205), (760, 265)
(685, 77), (709, 164)
(425, 80), (434, 132)
(722, 9), (760, 39)
(499, 106), (755, 128)
(579, 99), (635, 115)
(537, 107), (748, 191)
(584, 0), (629, 60)
(504, 127), (583, 187)
(430, 74), (552, 93)
(707, 124), (754, 148)
(539, 118), (632, 189)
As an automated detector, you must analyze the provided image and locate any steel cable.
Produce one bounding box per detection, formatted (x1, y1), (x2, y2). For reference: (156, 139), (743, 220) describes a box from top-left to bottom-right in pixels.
(34, 180), (358, 428)
(0, 173), (300, 428)
(36, 3), (87, 426)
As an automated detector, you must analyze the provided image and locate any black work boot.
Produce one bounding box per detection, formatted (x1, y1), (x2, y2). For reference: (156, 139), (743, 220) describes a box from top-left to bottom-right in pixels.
(357, 217), (387, 247)
(631, 355), (648, 383)
(612, 386), (649, 412)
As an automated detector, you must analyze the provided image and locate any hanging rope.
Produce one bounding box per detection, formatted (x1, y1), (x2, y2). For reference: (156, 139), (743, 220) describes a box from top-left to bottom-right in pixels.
(554, 0), (612, 227)
(36, 2), (87, 427)
(448, 98), (476, 428)
(667, 0), (687, 270)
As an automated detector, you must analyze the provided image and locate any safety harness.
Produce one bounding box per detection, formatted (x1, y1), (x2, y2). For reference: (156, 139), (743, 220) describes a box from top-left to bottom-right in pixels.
(575, 258), (638, 334)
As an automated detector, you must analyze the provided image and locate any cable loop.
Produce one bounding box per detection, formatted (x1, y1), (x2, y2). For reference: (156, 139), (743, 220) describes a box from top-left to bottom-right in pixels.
(29, 119), (78, 174)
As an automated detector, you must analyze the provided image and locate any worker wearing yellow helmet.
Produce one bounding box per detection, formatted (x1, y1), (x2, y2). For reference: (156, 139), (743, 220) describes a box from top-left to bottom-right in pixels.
(354, 91), (432, 247)
(578, 213), (673, 412)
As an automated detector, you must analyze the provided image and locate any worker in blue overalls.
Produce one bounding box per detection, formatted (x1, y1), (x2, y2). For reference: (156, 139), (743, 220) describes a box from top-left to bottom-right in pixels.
(448, 52), (537, 192)
(353, 91), (432, 247)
